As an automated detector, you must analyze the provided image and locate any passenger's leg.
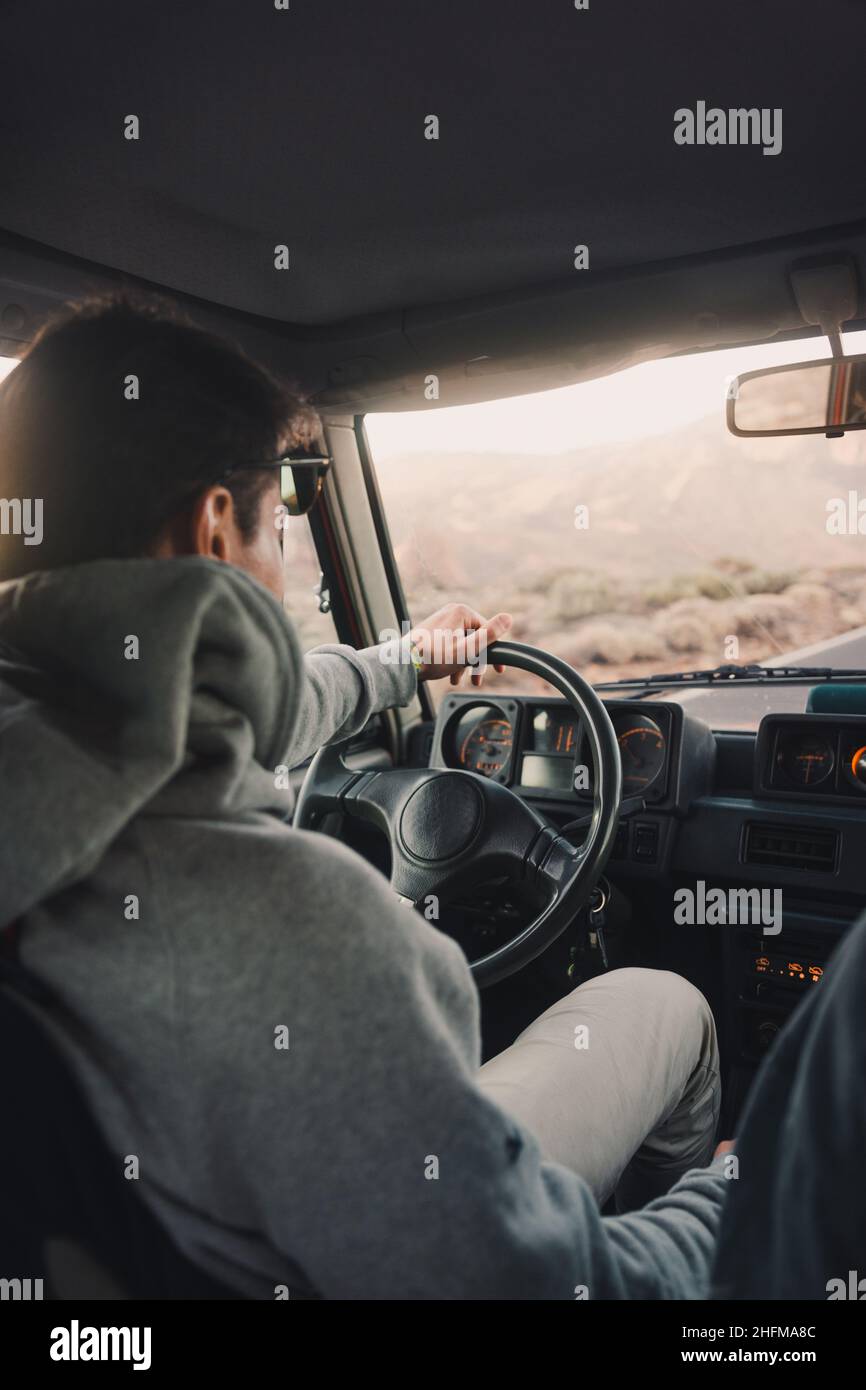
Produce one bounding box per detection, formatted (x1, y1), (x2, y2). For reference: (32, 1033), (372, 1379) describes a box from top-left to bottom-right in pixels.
(477, 967), (720, 1210)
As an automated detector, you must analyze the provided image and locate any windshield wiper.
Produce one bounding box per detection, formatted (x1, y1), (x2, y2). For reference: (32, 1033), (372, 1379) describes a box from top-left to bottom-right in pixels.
(592, 663), (866, 697)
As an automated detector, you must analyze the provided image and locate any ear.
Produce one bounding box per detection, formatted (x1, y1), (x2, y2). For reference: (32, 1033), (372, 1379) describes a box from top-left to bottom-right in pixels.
(148, 484), (245, 562)
(189, 485), (240, 561)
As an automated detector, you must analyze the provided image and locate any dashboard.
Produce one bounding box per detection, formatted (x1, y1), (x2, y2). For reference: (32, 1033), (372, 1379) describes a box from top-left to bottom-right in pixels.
(433, 699), (866, 807)
(423, 693), (866, 1124)
(428, 692), (720, 874)
(426, 695), (866, 889)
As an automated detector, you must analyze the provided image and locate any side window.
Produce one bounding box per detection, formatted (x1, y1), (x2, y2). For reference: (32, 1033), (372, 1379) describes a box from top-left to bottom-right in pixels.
(280, 514), (337, 650)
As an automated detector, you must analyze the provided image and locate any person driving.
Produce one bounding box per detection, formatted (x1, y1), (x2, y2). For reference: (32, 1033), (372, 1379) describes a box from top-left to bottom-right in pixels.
(0, 294), (729, 1299)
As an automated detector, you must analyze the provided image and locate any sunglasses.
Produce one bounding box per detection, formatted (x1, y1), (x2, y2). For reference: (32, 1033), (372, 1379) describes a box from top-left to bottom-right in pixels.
(223, 454), (332, 518)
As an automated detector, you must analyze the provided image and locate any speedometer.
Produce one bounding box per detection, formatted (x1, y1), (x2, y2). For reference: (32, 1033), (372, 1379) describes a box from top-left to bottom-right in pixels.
(613, 713), (666, 794)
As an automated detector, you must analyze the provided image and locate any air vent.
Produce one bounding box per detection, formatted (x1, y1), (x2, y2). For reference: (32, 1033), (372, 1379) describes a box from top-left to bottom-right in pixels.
(743, 822), (838, 873)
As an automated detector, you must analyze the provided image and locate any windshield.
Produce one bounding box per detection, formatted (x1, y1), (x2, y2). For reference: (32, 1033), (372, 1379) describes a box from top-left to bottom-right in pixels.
(367, 331), (866, 731)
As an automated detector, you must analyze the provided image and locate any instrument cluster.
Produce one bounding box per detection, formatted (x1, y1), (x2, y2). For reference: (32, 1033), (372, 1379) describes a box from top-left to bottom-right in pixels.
(436, 697), (674, 801)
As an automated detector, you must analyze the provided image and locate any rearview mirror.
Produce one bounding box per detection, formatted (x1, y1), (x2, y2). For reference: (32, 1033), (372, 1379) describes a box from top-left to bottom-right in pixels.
(727, 353), (866, 437)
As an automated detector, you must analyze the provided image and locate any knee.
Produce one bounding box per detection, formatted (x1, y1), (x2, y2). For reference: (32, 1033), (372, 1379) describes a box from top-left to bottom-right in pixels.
(603, 967), (716, 1044)
(651, 969), (718, 1066)
(647, 967), (712, 1016)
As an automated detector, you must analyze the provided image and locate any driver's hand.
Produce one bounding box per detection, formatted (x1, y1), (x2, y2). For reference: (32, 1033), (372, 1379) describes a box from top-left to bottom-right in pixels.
(410, 604), (513, 686)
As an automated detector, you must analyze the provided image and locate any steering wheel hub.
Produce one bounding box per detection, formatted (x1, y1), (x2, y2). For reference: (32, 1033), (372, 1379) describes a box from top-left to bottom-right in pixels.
(399, 773), (483, 861)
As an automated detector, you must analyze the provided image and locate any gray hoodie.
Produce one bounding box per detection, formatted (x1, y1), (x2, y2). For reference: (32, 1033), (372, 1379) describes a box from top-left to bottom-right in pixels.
(0, 556), (727, 1299)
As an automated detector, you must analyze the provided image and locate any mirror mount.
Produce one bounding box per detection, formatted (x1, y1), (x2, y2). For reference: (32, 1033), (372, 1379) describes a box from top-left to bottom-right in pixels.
(789, 256), (859, 361)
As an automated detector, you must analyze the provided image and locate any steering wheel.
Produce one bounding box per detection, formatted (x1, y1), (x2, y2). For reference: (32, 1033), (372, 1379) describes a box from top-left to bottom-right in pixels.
(294, 640), (622, 986)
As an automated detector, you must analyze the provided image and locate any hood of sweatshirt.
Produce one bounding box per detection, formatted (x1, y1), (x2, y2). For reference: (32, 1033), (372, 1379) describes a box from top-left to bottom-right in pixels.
(0, 557), (302, 928)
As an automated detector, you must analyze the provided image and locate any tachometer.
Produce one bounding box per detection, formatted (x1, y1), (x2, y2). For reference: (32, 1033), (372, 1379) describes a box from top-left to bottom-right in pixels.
(613, 713), (666, 794)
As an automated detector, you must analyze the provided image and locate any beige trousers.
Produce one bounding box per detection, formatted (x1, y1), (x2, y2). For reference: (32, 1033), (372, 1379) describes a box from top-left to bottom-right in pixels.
(478, 967), (721, 1210)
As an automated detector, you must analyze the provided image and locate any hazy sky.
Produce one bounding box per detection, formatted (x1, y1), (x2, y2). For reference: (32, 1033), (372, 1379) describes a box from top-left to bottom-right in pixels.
(4, 330), (866, 457)
(367, 330), (866, 457)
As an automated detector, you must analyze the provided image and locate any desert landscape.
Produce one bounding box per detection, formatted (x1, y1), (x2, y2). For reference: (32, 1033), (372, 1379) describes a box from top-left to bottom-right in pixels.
(372, 404), (866, 699)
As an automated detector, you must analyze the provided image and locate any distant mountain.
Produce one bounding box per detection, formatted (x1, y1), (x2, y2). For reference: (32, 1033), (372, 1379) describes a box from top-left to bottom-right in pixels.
(375, 410), (866, 598)
(372, 402), (866, 688)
